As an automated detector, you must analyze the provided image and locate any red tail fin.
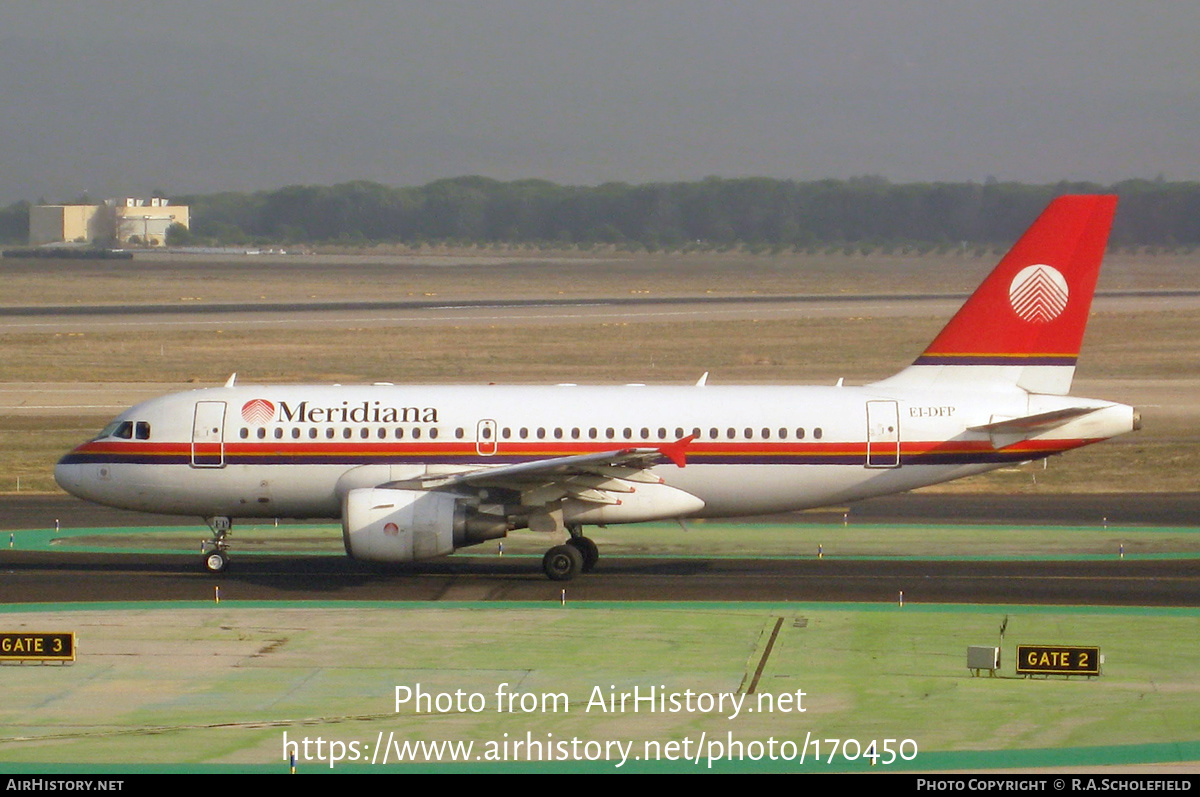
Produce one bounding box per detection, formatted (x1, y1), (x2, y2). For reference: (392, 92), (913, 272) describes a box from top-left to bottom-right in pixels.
(877, 195), (1117, 395)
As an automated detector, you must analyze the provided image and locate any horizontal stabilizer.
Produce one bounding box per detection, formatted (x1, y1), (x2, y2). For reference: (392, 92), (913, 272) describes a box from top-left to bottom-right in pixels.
(968, 406), (1101, 435)
(970, 406), (1104, 450)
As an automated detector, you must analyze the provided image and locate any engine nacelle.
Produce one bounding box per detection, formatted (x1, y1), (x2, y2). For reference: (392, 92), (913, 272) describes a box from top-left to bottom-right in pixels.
(342, 488), (508, 562)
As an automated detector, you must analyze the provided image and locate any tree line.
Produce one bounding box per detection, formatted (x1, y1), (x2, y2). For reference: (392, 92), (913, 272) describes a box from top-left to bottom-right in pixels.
(5, 177), (1200, 248)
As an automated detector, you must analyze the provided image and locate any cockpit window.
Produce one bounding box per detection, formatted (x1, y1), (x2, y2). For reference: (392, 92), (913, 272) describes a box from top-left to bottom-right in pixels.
(94, 420), (135, 440)
(135, 422), (151, 440)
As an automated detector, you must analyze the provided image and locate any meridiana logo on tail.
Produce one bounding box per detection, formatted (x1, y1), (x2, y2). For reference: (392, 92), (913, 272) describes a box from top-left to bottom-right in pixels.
(1008, 264), (1069, 323)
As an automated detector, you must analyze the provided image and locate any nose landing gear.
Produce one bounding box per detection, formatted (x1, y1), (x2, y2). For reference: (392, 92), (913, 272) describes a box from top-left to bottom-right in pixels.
(201, 516), (232, 573)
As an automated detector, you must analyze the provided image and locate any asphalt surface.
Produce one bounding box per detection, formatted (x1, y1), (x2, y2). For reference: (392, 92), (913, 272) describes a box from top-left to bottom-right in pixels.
(4, 290), (1199, 332)
(2, 550), (1196, 606)
(2, 493), (1197, 606)
(6, 288), (1199, 317)
(6, 492), (1200, 531)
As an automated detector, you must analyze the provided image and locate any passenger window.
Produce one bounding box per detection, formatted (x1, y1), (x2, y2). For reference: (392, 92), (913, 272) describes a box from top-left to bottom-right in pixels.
(797, 428), (805, 439)
(342, 428), (352, 440)
(274, 428), (284, 439)
(308, 428), (317, 439)
(239, 428), (249, 439)
(412, 428), (422, 439)
(257, 428), (267, 439)
(814, 428), (823, 439)
(429, 428), (439, 439)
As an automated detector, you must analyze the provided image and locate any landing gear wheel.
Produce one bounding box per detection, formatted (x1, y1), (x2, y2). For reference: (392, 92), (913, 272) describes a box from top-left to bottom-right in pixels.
(204, 550), (229, 574)
(567, 536), (599, 573)
(543, 544), (584, 581)
(201, 516), (232, 575)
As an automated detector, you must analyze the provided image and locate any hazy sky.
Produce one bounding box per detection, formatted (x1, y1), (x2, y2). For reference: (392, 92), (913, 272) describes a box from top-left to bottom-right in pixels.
(2, 1), (1197, 203)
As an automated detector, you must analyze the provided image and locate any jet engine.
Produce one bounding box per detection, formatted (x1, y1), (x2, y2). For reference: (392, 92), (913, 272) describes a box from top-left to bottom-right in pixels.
(342, 487), (508, 562)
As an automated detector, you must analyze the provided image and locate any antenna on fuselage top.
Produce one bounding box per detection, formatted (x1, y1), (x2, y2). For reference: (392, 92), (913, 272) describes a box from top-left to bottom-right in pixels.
(695, 372), (709, 387)
(224, 373), (238, 388)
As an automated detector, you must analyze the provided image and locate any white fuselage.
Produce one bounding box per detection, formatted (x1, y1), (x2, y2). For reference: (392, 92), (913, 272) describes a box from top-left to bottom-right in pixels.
(54, 382), (1136, 523)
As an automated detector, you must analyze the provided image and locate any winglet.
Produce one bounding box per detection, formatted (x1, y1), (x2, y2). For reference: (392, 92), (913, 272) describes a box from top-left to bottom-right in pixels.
(657, 435), (695, 468)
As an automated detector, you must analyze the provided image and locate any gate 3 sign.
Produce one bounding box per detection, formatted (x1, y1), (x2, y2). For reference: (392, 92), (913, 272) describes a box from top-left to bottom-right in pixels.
(0, 632), (75, 662)
(1016, 645), (1100, 676)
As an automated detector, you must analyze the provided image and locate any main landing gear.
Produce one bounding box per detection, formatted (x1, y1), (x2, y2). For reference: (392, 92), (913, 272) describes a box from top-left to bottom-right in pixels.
(201, 516), (232, 574)
(542, 524), (599, 581)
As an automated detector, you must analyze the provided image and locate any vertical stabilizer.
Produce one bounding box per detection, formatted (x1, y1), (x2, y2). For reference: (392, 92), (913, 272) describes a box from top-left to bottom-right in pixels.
(873, 194), (1117, 395)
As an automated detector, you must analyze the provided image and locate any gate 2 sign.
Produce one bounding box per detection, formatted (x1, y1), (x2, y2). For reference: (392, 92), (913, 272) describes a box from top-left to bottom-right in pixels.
(1016, 645), (1100, 677)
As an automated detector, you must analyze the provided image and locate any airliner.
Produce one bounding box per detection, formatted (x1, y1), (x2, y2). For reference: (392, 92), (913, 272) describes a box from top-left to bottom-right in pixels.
(55, 195), (1139, 580)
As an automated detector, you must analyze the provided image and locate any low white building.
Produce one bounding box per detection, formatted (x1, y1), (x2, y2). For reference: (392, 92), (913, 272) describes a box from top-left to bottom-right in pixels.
(29, 204), (105, 245)
(29, 197), (190, 246)
(112, 197), (190, 245)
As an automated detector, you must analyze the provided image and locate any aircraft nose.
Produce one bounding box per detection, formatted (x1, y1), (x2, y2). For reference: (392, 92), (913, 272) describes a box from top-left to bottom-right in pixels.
(54, 454), (84, 497)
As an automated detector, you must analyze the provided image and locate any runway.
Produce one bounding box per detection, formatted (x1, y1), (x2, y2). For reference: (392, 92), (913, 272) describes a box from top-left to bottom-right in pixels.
(8, 492), (1200, 530)
(4, 290), (1199, 332)
(3, 494), (1198, 606)
(2, 549), (1197, 606)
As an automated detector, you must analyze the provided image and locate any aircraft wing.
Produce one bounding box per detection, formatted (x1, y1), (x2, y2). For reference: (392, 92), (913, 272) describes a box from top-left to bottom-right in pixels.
(380, 436), (694, 506)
